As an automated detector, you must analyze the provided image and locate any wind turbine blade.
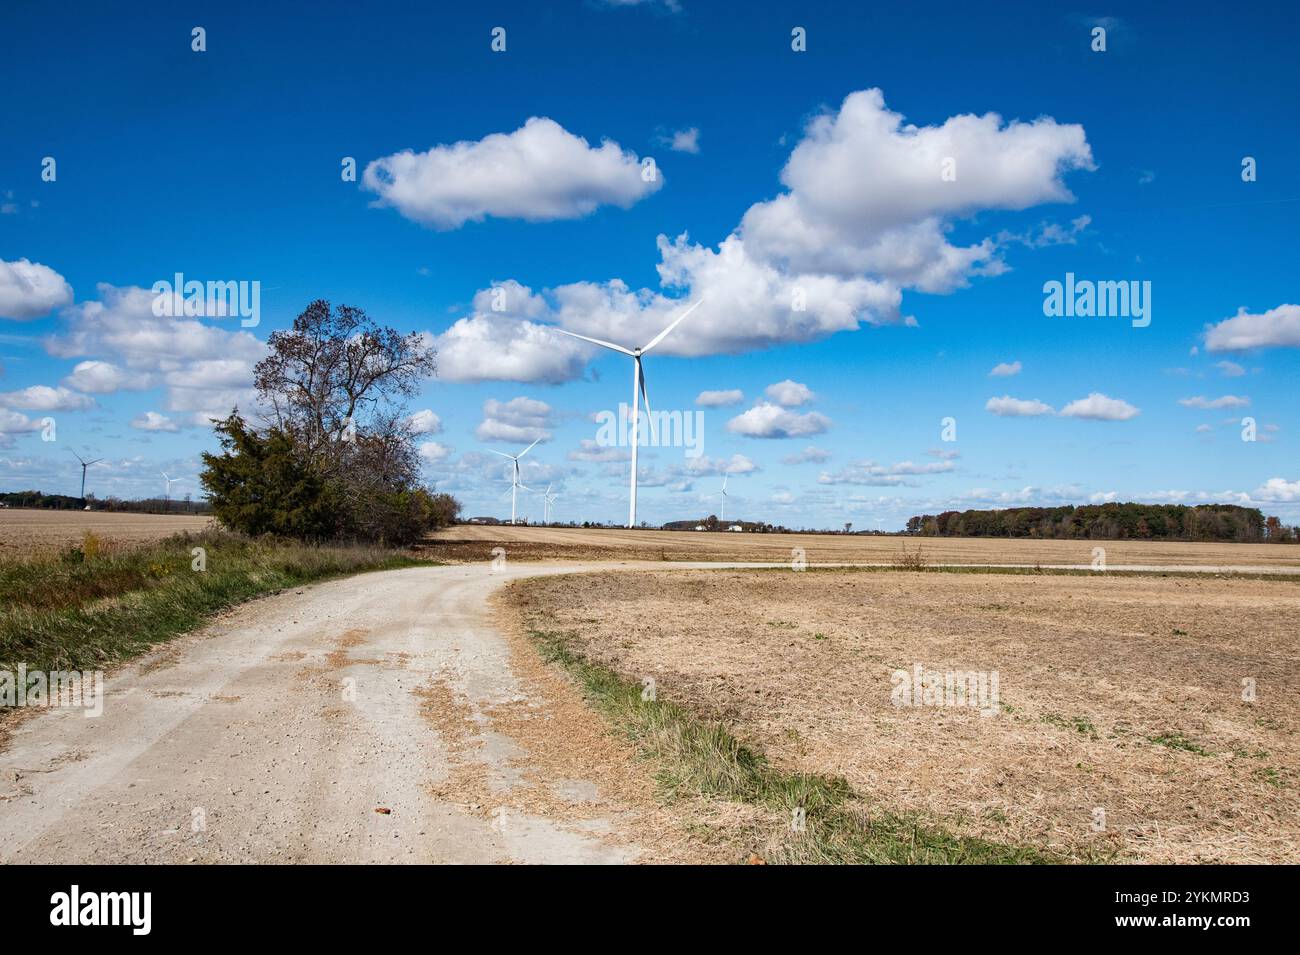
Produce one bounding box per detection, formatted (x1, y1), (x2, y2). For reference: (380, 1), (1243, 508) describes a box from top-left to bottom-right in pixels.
(517, 437), (542, 459)
(552, 327), (635, 356)
(637, 358), (650, 417)
(641, 298), (704, 353)
(487, 449), (515, 459)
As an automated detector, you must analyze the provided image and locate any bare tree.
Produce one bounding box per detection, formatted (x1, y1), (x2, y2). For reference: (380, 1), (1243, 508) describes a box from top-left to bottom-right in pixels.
(207, 299), (452, 543)
(254, 300), (437, 457)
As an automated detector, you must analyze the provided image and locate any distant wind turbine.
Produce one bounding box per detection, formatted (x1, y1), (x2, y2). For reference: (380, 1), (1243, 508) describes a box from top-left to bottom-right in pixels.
(553, 298), (703, 528)
(69, 449), (103, 502)
(161, 471), (191, 510)
(543, 483), (558, 524)
(719, 474), (729, 523)
(488, 438), (541, 525)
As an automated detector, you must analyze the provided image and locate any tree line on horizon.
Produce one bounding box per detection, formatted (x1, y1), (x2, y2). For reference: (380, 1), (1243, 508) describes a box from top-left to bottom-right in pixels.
(0, 490), (213, 515)
(904, 503), (1296, 543)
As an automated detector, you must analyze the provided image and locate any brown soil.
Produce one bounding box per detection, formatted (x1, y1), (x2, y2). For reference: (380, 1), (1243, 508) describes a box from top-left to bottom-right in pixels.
(503, 567), (1300, 863)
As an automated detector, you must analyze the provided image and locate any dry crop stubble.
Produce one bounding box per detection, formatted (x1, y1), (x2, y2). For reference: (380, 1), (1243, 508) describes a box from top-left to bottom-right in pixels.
(427, 524), (1300, 569)
(0, 509), (213, 558)
(504, 567), (1300, 863)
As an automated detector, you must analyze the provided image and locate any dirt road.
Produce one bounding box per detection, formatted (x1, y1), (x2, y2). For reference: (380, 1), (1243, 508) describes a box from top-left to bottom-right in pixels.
(0, 561), (675, 864)
(3, 557), (1295, 865)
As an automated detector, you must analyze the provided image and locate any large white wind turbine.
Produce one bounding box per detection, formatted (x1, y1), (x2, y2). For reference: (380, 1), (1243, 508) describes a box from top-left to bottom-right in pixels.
(554, 298), (704, 528)
(489, 438), (541, 526)
(719, 474), (729, 523)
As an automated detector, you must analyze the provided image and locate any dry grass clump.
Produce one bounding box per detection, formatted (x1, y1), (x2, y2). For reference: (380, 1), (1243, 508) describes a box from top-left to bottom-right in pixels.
(891, 543), (929, 571)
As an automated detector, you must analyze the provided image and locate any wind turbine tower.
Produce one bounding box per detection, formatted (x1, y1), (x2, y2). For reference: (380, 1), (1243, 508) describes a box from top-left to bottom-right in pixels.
(69, 449), (102, 502)
(488, 438), (541, 526)
(554, 298), (703, 528)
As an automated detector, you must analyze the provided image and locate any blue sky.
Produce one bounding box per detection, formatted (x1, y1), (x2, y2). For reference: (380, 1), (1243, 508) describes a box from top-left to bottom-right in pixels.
(2, 0), (1297, 528)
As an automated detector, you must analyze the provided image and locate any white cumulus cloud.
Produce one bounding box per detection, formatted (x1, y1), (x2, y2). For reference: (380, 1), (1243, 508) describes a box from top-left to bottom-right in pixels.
(0, 385), (94, 412)
(782, 445), (831, 464)
(463, 89), (1092, 366)
(985, 395), (1053, 417)
(1179, 395), (1249, 410)
(818, 458), (955, 486)
(0, 409), (41, 437)
(45, 284), (265, 424)
(0, 258), (73, 320)
(695, 389), (744, 407)
(476, 396), (553, 444)
(418, 441), (452, 464)
(764, 379), (815, 407)
(431, 282), (591, 384)
(662, 127), (700, 154)
(407, 409), (443, 434)
(1253, 478), (1300, 502)
(1059, 392), (1140, 421)
(62, 360), (149, 394)
(740, 88), (1093, 291)
(726, 401), (830, 439)
(1204, 304), (1300, 352)
(130, 411), (179, 432)
(363, 117), (662, 230)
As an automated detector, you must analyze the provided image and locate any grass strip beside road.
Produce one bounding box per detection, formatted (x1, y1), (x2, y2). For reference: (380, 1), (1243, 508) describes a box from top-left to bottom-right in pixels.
(528, 625), (1086, 865)
(1, 529), (421, 677)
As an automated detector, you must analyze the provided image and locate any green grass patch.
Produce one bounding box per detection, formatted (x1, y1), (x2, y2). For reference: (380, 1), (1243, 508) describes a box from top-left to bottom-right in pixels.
(1148, 732), (1211, 756)
(1252, 766), (1285, 788)
(1042, 713), (1099, 739)
(1, 529), (421, 677)
(529, 626), (1081, 865)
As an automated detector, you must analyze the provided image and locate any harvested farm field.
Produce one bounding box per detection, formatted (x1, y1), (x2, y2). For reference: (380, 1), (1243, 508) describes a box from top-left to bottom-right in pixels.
(427, 524), (1300, 571)
(0, 508), (214, 558)
(503, 567), (1300, 863)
